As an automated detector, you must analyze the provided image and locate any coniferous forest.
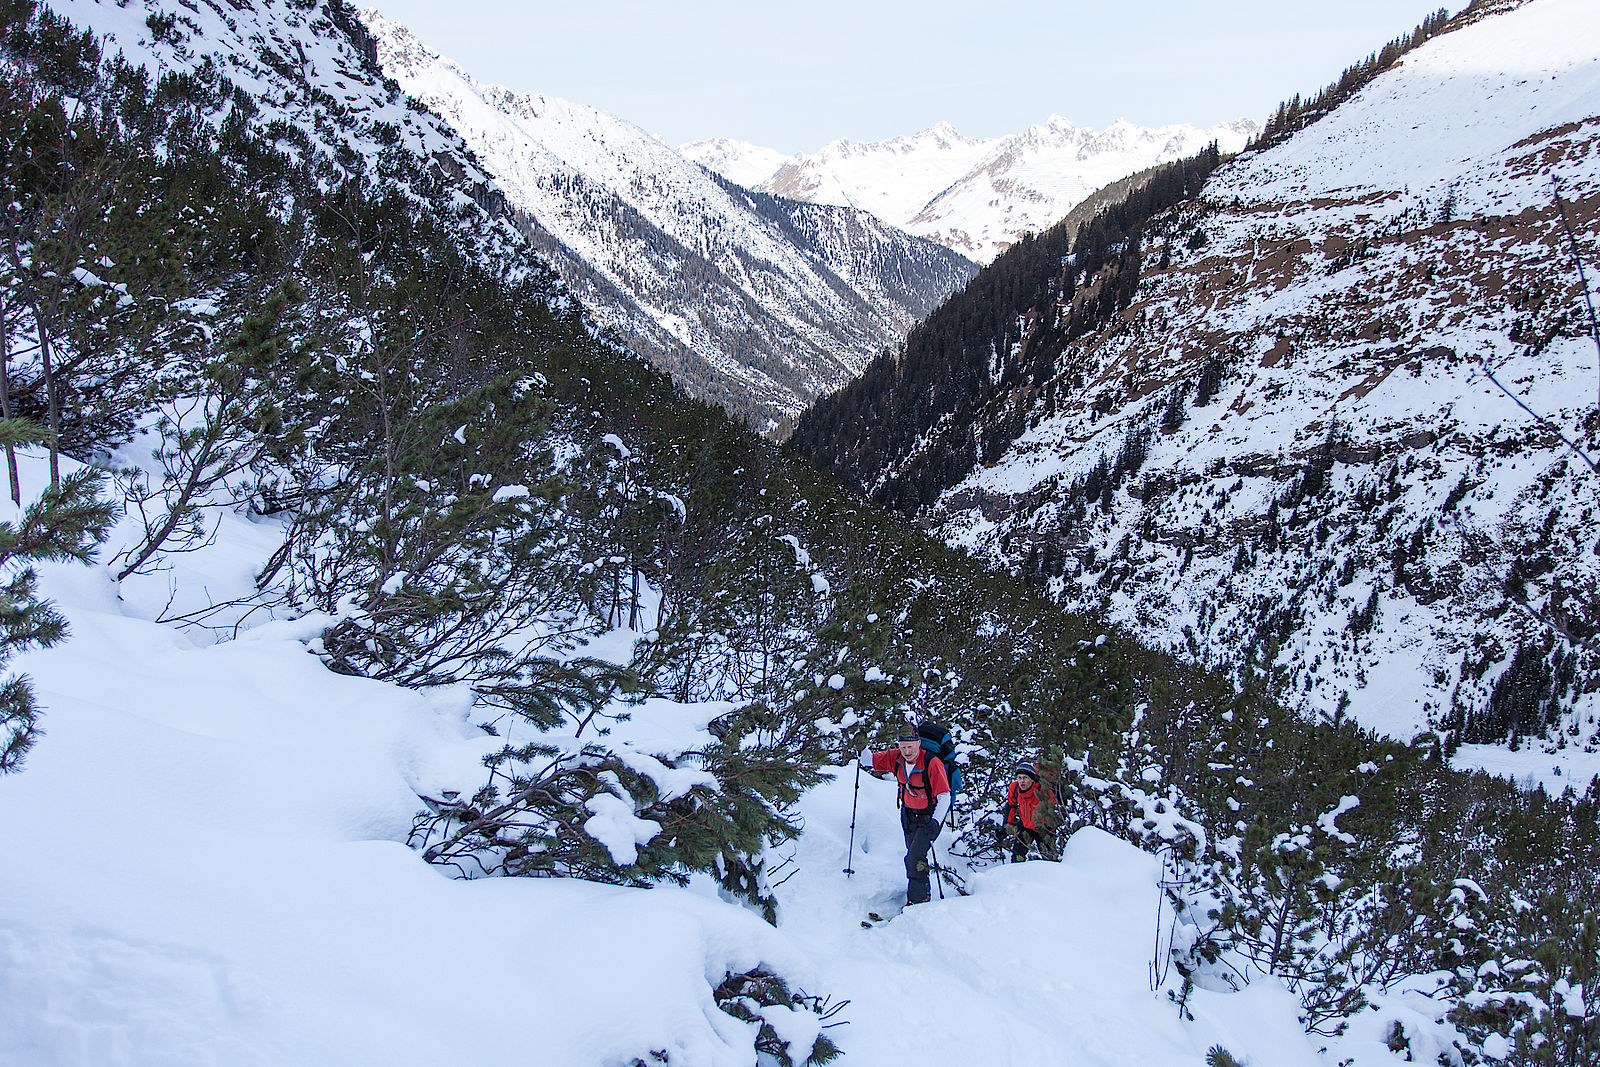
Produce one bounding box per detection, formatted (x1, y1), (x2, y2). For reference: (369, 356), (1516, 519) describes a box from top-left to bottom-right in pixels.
(788, 142), (1223, 509)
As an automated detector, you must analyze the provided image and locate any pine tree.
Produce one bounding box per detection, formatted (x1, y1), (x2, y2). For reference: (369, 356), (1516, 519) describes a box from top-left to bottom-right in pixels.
(0, 455), (115, 771)
(1160, 384), (1187, 433)
(1194, 353), (1225, 407)
(113, 283), (299, 582)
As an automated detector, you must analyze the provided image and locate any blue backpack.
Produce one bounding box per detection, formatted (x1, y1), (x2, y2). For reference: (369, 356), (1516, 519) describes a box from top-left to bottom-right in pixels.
(915, 720), (963, 796)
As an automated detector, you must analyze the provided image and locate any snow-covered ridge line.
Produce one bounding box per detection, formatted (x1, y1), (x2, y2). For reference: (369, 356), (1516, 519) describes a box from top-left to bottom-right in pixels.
(684, 115), (1260, 264)
(360, 9), (976, 432)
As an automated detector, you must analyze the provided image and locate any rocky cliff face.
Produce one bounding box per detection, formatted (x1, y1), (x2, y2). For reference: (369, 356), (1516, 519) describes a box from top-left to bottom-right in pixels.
(796, 0), (1600, 781)
(362, 12), (976, 432)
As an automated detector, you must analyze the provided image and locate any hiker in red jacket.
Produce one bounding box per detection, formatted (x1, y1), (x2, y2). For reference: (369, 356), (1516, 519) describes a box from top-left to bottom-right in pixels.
(1003, 762), (1051, 862)
(861, 733), (951, 905)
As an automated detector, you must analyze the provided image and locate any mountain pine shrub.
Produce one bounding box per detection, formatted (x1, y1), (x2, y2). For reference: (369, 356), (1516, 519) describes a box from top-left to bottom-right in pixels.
(0, 458), (115, 771)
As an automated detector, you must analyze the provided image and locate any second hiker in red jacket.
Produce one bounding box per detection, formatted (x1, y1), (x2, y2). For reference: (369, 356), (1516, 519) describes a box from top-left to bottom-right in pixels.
(861, 733), (951, 905)
(1004, 762), (1052, 862)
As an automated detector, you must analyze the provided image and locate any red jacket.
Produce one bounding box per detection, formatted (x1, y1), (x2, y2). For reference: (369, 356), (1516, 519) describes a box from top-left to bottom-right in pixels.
(870, 748), (950, 811)
(1005, 780), (1044, 831)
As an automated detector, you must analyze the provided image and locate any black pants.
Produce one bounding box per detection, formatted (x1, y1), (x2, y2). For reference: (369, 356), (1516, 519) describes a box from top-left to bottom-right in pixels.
(902, 806), (940, 904)
(1010, 826), (1044, 863)
(1004, 831), (1056, 863)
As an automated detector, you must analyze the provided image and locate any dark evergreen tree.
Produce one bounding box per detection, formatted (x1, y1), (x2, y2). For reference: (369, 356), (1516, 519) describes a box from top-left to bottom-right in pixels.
(1160, 385), (1187, 433)
(1194, 353), (1225, 407)
(0, 450), (115, 772)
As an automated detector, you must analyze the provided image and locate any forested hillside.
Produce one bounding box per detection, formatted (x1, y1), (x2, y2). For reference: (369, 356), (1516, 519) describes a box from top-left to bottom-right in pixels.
(360, 10), (977, 435)
(790, 0), (1600, 777)
(789, 143), (1225, 506)
(0, 0), (1597, 1062)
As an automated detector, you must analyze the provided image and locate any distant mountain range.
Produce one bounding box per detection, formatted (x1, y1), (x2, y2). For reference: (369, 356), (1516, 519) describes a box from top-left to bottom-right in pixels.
(684, 116), (1260, 264)
(361, 12), (975, 432)
(790, 0), (1600, 777)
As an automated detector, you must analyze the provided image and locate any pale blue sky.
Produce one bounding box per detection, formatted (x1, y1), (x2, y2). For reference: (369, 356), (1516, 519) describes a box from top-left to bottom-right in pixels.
(363, 1), (1456, 153)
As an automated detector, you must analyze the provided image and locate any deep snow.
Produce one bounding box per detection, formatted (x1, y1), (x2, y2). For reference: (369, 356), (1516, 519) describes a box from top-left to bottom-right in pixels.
(0, 445), (1333, 1065)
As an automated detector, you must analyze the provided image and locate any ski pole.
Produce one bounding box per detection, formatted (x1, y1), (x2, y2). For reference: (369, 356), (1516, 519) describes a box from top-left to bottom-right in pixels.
(843, 761), (861, 877)
(930, 843), (946, 900)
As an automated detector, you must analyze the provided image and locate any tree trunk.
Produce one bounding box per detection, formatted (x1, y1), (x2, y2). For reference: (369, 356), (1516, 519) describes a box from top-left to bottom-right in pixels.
(628, 565), (641, 631)
(1268, 867), (1303, 976)
(0, 298), (18, 504)
(36, 308), (59, 490)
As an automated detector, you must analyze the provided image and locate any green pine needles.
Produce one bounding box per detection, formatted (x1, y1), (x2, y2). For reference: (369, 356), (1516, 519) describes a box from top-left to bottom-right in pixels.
(1205, 1046), (1242, 1067)
(0, 462), (115, 772)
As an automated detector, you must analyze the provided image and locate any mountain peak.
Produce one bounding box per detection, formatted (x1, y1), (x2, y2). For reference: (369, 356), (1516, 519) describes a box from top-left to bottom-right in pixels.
(911, 120), (975, 145)
(679, 136), (792, 188)
(363, 9), (975, 428)
(720, 114), (1258, 262)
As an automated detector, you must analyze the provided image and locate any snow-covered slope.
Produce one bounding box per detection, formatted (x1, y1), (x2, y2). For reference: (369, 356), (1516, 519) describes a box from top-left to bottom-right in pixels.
(678, 136), (791, 190)
(904, 0), (1600, 779)
(38, 0), (504, 246)
(361, 12), (976, 432)
(686, 117), (1259, 264)
(0, 450), (1341, 1066)
(748, 122), (996, 237)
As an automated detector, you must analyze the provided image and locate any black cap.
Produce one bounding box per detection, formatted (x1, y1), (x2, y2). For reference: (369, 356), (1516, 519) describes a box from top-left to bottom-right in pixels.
(1016, 762), (1039, 782)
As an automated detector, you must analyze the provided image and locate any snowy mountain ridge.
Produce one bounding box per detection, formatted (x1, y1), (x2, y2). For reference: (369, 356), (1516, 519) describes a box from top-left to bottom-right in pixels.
(677, 136), (792, 190)
(805, 0), (1600, 784)
(683, 115), (1261, 264)
(360, 11), (976, 432)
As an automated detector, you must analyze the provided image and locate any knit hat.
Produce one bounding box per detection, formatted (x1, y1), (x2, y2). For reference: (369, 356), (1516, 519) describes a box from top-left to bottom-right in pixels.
(1015, 761), (1039, 783)
(897, 733), (920, 743)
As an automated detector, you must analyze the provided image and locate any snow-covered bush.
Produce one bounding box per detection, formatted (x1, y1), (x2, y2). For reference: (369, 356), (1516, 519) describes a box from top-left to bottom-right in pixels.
(711, 969), (842, 1067)
(409, 683), (829, 920)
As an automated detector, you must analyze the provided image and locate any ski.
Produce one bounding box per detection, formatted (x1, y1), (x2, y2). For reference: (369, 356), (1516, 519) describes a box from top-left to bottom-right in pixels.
(860, 911), (891, 928)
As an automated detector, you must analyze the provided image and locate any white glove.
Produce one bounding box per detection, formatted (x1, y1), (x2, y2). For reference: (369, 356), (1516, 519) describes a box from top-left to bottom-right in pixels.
(859, 746), (873, 768)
